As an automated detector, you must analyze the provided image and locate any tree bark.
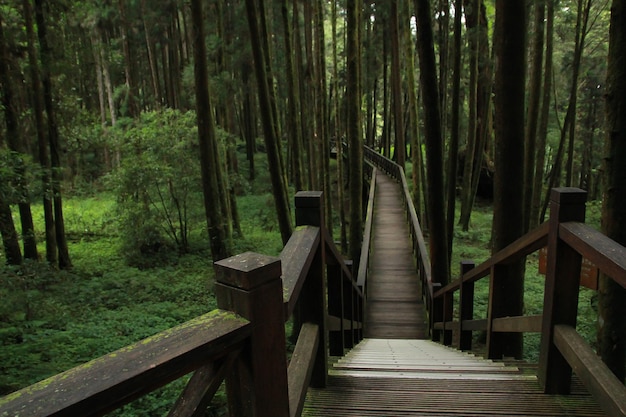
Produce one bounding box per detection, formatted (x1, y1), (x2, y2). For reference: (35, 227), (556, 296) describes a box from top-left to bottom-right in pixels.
(523, 0), (545, 232)
(34, 0), (72, 269)
(0, 12), (37, 261)
(390, 0), (405, 168)
(347, 0), (363, 264)
(598, 0), (626, 382)
(281, 0), (304, 192)
(245, 0), (293, 245)
(491, 0), (526, 359)
(414, 0), (450, 286)
(446, 0), (463, 258)
(190, 0), (231, 262)
(530, 0), (555, 229)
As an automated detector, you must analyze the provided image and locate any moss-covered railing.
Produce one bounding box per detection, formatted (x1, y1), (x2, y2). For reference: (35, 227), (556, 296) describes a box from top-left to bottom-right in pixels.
(0, 191), (363, 417)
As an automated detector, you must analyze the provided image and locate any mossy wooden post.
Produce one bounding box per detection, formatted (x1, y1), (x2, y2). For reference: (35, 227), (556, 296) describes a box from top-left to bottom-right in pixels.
(443, 290), (453, 346)
(215, 252), (289, 416)
(539, 187), (586, 394)
(295, 191), (328, 388)
(458, 261), (476, 350)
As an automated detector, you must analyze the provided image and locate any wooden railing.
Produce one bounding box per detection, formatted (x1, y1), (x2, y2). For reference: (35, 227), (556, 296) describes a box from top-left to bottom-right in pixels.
(0, 191), (363, 417)
(431, 188), (626, 417)
(363, 148), (626, 417)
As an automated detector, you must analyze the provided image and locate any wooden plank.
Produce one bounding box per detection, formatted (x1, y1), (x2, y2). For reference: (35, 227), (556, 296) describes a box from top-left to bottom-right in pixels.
(288, 323), (320, 417)
(0, 311), (251, 417)
(560, 221), (626, 289)
(280, 226), (321, 318)
(168, 349), (240, 417)
(492, 315), (542, 333)
(357, 168), (377, 287)
(554, 324), (626, 417)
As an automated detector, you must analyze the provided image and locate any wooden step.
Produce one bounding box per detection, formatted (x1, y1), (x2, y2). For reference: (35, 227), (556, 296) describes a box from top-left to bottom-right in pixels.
(303, 338), (606, 416)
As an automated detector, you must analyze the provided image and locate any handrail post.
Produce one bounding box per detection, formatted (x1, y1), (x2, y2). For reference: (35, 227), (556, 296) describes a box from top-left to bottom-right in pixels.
(458, 261), (476, 350)
(295, 191), (329, 388)
(215, 252), (289, 417)
(538, 187), (587, 394)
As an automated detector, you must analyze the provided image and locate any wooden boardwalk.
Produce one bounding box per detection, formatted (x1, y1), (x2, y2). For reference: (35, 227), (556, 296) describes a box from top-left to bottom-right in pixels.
(303, 170), (606, 416)
(364, 172), (427, 339)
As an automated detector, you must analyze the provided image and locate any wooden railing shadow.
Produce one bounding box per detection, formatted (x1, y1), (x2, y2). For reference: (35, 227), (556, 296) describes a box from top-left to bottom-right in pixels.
(0, 192), (364, 417)
(364, 148), (626, 417)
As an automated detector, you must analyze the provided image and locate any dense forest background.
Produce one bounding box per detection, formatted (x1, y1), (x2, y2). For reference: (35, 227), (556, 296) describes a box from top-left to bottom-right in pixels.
(1, 0), (626, 414)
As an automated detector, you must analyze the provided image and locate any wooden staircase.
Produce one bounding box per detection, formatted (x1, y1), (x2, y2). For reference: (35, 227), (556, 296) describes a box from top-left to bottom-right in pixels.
(303, 339), (606, 416)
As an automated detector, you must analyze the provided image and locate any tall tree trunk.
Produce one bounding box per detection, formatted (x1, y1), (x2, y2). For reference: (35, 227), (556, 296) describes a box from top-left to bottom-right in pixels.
(523, 0), (545, 232)
(459, 0), (491, 231)
(414, 0), (450, 286)
(598, 0), (626, 383)
(491, 0), (526, 359)
(245, 0), (293, 244)
(446, 0), (463, 258)
(141, 0), (161, 109)
(332, 0), (348, 253)
(564, 0), (592, 187)
(34, 0), (72, 269)
(281, 0), (304, 192)
(390, 0), (405, 168)
(118, 0), (139, 117)
(0, 12), (37, 261)
(347, 0), (363, 264)
(402, 0), (423, 223)
(190, 0), (231, 262)
(530, 0), (555, 228)
(541, 0), (591, 221)
(23, 0), (56, 264)
(315, 0), (332, 234)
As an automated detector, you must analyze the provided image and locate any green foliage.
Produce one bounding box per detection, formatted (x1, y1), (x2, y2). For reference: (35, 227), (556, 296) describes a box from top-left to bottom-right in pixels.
(0, 149), (41, 204)
(110, 109), (206, 264)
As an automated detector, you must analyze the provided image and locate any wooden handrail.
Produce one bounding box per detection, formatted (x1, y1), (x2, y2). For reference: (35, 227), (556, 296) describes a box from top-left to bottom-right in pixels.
(559, 221), (626, 288)
(554, 325), (626, 417)
(0, 310), (251, 416)
(357, 167), (377, 288)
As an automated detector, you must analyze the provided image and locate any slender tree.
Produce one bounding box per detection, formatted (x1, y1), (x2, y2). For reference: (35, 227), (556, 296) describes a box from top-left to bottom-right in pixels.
(281, 0), (304, 192)
(24, 0), (56, 265)
(347, 0), (363, 264)
(598, 0), (626, 382)
(530, 0), (555, 229)
(245, 0), (293, 244)
(523, 0), (546, 232)
(0, 11), (37, 261)
(390, 0), (405, 168)
(414, 0), (450, 286)
(34, 0), (72, 269)
(491, 0), (526, 359)
(190, 0), (231, 262)
(446, 0), (463, 258)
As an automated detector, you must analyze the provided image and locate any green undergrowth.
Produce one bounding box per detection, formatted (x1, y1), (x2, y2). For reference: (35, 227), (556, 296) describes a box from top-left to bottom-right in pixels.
(1, 157), (284, 416)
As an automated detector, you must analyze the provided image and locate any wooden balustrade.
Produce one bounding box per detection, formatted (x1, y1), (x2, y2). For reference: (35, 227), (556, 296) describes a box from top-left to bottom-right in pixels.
(0, 191), (362, 417)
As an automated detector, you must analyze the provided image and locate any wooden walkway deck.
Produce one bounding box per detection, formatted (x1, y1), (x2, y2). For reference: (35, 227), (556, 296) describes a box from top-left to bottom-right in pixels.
(364, 172), (427, 339)
(303, 171), (606, 416)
